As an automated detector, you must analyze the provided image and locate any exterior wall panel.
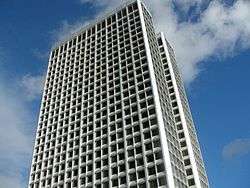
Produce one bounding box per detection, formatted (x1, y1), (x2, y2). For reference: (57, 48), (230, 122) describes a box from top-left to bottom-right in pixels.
(157, 33), (209, 188)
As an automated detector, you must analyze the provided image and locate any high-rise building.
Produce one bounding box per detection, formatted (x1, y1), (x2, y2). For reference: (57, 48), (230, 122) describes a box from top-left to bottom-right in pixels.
(157, 33), (209, 188)
(28, 1), (209, 188)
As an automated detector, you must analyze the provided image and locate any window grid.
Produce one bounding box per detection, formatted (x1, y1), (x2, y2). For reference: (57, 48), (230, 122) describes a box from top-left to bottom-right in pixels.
(157, 35), (209, 188)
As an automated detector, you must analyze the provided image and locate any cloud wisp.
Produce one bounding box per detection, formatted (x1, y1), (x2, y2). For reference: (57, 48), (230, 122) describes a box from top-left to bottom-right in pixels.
(20, 74), (45, 101)
(0, 57), (44, 187)
(222, 138), (250, 160)
(0, 78), (33, 188)
(50, 20), (91, 48)
(53, 0), (250, 84)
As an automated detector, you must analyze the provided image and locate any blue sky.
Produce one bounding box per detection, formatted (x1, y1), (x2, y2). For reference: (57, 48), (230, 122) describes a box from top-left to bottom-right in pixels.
(0, 0), (250, 187)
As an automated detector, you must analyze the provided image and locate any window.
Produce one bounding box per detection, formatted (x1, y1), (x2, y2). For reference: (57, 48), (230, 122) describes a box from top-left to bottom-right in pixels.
(138, 170), (145, 179)
(184, 159), (191, 166)
(188, 178), (195, 186)
(129, 173), (136, 181)
(129, 161), (135, 169)
(186, 168), (193, 176)
(112, 179), (118, 187)
(182, 149), (188, 156)
(148, 166), (156, 176)
(149, 179), (157, 187)
(180, 141), (187, 147)
(158, 176), (167, 186)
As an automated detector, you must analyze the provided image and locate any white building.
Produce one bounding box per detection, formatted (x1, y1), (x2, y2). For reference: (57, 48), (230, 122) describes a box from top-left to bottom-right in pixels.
(28, 1), (209, 188)
(157, 33), (209, 188)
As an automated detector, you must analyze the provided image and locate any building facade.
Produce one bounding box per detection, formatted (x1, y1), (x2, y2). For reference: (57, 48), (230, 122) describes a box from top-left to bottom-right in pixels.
(157, 33), (209, 188)
(28, 1), (209, 188)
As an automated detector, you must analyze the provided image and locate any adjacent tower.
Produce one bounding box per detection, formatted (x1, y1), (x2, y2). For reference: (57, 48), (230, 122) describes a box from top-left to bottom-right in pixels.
(28, 1), (209, 188)
(157, 33), (209, 188)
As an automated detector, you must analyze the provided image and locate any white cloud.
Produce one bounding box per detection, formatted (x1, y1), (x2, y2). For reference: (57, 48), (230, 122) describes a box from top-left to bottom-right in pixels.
(32, 49), (50, 61)
(50, 20), (91, 48)
(222, 138), (250, 160)
(0, 77), (35, 188)
(0, 53), (42, 187)
(0, 176), (23, 188)
(55, 0), (250, 84)
(20, 74), (45, 101)
(145, 0), (250, 83)
(79, 0), (122, 7)
(173, 0), (205, 14)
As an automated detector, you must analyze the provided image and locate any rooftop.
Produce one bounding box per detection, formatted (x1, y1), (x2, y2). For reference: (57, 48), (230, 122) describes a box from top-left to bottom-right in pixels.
(52, 0), (144, 50)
